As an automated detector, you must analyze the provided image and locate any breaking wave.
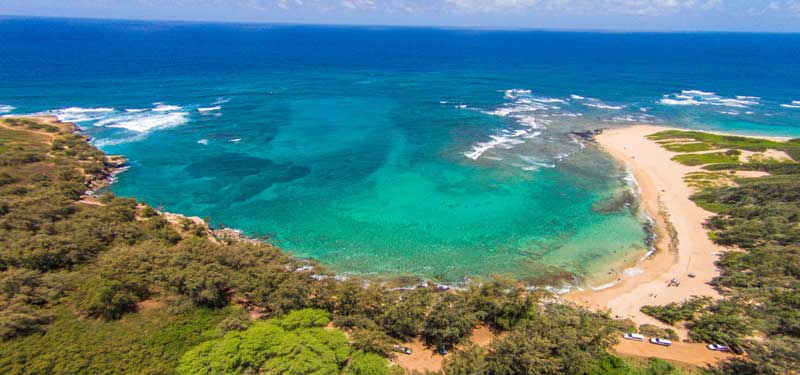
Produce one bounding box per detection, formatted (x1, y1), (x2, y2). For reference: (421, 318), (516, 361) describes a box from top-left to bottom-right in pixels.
(198, 106), (221, 112)
(659, 90), (760, 108)
(781, 100), (800, 109)
(463, 89), (555, 161)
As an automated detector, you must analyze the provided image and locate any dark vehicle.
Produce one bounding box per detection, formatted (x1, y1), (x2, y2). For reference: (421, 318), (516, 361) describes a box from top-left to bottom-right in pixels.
(707, 344), (729, 352)
(649, 338), (672, 347)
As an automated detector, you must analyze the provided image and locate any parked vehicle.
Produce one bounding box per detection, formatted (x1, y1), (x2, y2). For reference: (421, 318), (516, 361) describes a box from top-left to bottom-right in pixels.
(437, 346), (448, 355)
(707, 344), (729, 352)
(649, 338), (672, 346)
(392, 344), (413, 355)
(623, 333), (645, 341)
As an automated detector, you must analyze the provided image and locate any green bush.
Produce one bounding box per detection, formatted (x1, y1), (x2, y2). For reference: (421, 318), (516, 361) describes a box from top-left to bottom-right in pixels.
(177, 309), (356, 375)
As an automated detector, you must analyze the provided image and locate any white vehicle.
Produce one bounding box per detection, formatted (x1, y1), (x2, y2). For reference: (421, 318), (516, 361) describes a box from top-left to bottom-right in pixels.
(392, 344), (412, 355)
(623, 333), (645, 341)
(649, 338), (672, 346)
(707, 344), (729, 352)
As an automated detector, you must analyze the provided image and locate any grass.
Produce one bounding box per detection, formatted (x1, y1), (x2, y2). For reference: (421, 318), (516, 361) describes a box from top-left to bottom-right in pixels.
(703, 162), (800, 175)
(661, 142), (715, 153)
(649, 130), (800, 161)
(671, 150), (741, 166)
(684, 171), (737, 190)
(0, 305), (234, 375)
(614, 355), (702, 375)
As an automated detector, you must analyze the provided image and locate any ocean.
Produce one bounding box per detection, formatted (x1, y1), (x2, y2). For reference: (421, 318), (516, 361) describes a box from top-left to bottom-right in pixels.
(2, 17), (799, 285)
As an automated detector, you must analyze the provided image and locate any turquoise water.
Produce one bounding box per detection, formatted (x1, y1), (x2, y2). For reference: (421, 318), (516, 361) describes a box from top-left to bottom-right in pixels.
(2, 18), (799, 283)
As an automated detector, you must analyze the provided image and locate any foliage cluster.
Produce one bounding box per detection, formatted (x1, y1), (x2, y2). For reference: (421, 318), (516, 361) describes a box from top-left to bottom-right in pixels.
(0, 118), (638, 374)
(642, 130), (800, 375)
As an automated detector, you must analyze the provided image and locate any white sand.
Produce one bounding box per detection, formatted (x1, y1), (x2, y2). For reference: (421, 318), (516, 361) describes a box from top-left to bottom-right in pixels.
(567, 125), (726, 337)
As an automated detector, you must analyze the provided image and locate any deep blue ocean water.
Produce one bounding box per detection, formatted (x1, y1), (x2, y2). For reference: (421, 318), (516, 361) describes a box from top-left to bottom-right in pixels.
(2, 17), (799, 284)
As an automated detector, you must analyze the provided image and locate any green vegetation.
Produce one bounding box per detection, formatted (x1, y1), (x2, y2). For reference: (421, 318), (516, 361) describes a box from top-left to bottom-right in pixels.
(590, 356), (698, 375)
(671, 150), (741, 166)
(442, 304), (621, 375)
(683, 172), (736, 190)
(176, 309), (353, 375)
(640, 297), (712, 325)
(648, 130), (800, 161)
(3, 117), (672, 375)
(660, 142), (715, 153)
(642, 130), (800, 375)
(703, 161), (800, 175)
(12, 119), (797, 374)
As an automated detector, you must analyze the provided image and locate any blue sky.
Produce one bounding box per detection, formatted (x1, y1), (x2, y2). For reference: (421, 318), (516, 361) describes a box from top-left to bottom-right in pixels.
(1, 0), (799, 32)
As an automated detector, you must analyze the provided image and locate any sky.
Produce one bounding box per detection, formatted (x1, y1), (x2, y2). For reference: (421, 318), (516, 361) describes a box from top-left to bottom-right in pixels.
(1, 0), (800, 32)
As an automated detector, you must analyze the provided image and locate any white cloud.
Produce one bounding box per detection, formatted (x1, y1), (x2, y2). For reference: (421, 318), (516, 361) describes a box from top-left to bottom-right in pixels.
(151, 0), (725, 16)
(341, 0), (376, 10)
(760, 0), (800, 16)
(443, 0), (722, 15)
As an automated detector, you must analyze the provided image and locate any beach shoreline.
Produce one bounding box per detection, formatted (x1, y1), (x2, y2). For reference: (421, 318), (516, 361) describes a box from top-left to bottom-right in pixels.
(566, 125), (728, 335)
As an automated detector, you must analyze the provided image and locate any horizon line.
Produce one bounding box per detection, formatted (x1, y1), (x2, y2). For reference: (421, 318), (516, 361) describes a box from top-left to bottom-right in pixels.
(2, 14), (800, 35)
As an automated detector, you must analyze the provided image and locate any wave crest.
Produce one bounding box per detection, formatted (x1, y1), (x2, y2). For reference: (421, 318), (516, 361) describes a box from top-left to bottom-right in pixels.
(660, 90), (760, 108)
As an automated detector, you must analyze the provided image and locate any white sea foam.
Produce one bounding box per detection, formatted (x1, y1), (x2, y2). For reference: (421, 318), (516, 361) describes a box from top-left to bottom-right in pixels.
(682, 89), (715, 96)
(60, 107), (115, 113)
(607, 114), (654, 123)
(551, 112), (582, 117)
(464, 88), (563, 161)
(781, 100), (800, 109)
(518, 155), (555, 169)
(464, 134), (524, 160)
(624, 267), (644, 277)
(532, 98), (568, 104)
(590, 280), (619, 291)
(584, 102), (624, 110)
(50, 107), (116, 122)
(660, 90), (760, 108)
(660, 97), (703, 106)
(213, 97), (231, 105)
(197, 139), (209, 145)
(198, 106), (221, 112)
(0, 105), (14, 114)
(152, 103), (182, 112)
(230, 138), (242, 143)
(107, 112), (189, 133)
(570, 94), (585, 100)
(503, 89), (531, 100)
(125, 108), (147, 113)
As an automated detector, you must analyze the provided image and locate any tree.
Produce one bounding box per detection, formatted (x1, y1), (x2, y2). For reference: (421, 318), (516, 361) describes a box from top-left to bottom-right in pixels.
(177, 309), (354, 375)
(485, 305), (618, 375)
(349, 351), (389, 375)
(687, 301), (751, 347)
(76, 278), (144, 320)
(381, 287), (431, 339)
(443, 344), (486, 375)
(423, 294), (477, 350)
(351, 328), (396, 357)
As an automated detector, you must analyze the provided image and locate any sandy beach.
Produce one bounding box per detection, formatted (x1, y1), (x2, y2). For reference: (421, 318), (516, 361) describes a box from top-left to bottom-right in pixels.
(567, 125), (728, 336)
